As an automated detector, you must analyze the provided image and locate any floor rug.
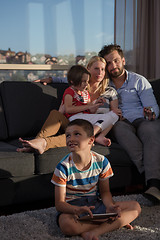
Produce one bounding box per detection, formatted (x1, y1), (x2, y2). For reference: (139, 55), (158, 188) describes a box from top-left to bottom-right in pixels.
(0, 194), (159, 240)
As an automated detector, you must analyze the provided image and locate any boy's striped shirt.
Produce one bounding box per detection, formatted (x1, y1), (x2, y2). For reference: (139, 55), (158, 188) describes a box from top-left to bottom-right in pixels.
(51, 151), (113, 201)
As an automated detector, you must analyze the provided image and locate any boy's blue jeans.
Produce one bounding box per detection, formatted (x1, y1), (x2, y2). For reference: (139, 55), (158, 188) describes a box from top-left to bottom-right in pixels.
(56, 195), (106, 226)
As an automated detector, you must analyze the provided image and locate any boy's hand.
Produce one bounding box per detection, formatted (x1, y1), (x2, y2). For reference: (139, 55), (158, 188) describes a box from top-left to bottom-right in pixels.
(75, 205), (95, 218)
(106, 204), (121, 220)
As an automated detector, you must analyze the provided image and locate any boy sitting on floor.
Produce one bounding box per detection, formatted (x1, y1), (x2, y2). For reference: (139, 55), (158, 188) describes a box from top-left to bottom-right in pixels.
(51, 119), (141, 240)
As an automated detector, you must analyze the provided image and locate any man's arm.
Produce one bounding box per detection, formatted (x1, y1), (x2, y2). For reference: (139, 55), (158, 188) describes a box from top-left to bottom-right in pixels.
(34, 77), (53, 85)
(138, 77), (159, 118)
(34, 76), (67, 85)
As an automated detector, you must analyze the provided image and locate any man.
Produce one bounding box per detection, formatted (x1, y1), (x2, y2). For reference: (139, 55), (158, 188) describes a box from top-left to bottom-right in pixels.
(99, 44), (160, 201)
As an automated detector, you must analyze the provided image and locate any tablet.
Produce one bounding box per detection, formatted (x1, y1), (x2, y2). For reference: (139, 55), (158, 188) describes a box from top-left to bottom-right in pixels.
(78, 212), (118, 221)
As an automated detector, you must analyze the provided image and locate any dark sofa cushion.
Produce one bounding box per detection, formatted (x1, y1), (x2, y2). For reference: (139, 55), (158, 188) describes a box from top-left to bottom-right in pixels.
(92, 144), (144, 188)
(0, 152), (35, 178)
(34, 143), (132, 175)
(12, 174), (54, 204)
(0, 81), (59, 138)
(0, 178), (15, 205)
(150, 78), (160, 107)
(34, 143), (144, 189)
(0, 141), (18, 154)
(0, 174), (54, 206)
(50, 82), (68, 107)
(0, 95), (8, 140)
(35, 147), (70, 174)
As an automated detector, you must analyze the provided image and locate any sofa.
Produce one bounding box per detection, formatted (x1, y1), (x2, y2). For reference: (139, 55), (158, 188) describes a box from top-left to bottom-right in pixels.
(0, 79), (159, 207)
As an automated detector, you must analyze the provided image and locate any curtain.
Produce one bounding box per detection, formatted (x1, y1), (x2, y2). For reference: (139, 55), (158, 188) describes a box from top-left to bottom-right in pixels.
(114, 0), (160, 79)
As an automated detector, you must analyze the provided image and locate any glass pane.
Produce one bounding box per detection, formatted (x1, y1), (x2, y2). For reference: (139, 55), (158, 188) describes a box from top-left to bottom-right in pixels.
(0, 0), (114, 81)
(0, 0), (114, 63)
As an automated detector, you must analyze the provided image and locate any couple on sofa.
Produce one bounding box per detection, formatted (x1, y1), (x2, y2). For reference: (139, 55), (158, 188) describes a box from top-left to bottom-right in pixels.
(17, 44), (160, 202)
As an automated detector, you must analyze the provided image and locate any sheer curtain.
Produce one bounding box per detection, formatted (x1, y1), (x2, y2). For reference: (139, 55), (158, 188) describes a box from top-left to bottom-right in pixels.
(114, 0), (160, 79)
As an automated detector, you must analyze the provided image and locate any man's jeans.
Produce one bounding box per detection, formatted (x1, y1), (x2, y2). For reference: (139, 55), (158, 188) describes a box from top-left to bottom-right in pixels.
(111, 118), (160, 183)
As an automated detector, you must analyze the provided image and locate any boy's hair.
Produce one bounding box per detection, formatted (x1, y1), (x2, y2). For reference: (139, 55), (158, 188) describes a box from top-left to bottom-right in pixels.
(66, 119), (94, 137)
(67, 65), (91, 86)
(98, 44), (124, 59)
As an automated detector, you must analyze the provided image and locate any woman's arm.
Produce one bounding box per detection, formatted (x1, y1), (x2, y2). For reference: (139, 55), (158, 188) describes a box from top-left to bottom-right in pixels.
(110, 99), (118, 110)
(110, 99), (122, 118)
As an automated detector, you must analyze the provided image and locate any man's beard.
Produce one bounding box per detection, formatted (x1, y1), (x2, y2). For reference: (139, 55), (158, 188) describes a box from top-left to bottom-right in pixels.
(109, 67), (124, 79)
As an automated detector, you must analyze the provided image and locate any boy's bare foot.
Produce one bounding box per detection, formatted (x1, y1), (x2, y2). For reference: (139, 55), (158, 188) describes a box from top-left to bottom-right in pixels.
(124, 223), (134, 230)
(16, 137), (47, 154)
(81, 231), (99, 240)
(95, 136), (111, 147)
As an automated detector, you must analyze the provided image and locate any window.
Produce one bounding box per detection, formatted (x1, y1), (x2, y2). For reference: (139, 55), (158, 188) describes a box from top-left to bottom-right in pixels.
(0, 0), (114, 81)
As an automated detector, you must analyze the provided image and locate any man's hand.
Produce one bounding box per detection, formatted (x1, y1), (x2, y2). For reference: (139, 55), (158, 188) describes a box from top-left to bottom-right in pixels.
(143, 107), (156, 121)
(34, 77), (52, 85)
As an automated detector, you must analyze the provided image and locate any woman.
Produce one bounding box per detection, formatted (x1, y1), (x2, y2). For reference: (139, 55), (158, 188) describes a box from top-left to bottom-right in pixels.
(17, 56), (121, 154)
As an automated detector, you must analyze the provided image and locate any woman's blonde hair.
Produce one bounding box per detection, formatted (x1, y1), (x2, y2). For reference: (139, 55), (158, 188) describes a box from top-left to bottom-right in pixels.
(86, 56), (109, 95)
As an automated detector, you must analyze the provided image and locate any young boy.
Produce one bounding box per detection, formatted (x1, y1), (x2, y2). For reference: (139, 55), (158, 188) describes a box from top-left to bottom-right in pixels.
(51, 119), (141, 240)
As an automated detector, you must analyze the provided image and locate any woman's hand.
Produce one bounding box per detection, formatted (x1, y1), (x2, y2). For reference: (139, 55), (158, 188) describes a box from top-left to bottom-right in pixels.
(112, 108), (122, 119)
(88, 101), (104, 113)
(94, 97), (105, 105)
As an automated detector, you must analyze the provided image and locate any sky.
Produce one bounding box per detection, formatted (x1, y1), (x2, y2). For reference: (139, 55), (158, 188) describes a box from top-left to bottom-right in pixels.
(0, 0), (114, 57)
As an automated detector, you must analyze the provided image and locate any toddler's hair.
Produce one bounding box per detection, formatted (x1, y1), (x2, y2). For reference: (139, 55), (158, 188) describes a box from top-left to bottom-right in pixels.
(66, 119), (94, 137)
(67, 65), (91, 86)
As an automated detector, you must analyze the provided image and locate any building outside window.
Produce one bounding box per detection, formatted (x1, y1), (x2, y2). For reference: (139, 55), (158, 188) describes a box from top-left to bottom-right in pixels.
(0, 0), (114, 82)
